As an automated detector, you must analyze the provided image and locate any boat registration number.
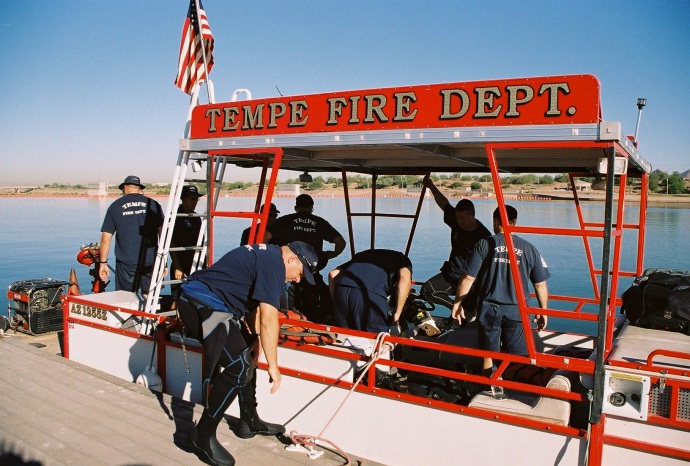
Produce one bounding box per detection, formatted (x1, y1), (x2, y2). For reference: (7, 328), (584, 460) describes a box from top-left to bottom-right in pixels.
(69, 303), (108, 321)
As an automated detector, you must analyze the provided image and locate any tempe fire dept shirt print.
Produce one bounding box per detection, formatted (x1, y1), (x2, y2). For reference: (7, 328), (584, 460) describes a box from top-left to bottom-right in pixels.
(101, 193), (164, 265)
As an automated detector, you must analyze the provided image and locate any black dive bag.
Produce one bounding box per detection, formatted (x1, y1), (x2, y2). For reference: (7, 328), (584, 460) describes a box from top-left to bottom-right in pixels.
(621, 269), (690, 335)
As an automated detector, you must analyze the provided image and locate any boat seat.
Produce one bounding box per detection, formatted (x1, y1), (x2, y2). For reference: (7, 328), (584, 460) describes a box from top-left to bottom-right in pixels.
(468, 371), (572, 426)
(608, 321), (690, 370)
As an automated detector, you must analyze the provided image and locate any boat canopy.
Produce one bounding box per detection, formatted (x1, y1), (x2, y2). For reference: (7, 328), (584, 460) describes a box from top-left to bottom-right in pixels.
(174, 76), (655, 447)
(182, 74), (651, 176)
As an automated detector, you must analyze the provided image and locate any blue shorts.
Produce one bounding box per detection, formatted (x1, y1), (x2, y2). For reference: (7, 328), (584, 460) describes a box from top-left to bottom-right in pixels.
(115, 261), (153, 293)
(477, 302), (527, 356)
(333, 285), (389, 333)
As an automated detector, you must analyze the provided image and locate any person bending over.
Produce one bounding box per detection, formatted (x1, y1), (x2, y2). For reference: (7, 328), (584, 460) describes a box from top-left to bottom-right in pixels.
(328, 249), (412, 333)
(177, 241), (319, 465)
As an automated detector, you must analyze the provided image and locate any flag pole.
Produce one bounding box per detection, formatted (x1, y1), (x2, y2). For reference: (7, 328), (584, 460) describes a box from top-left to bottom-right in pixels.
(193, 0), (213, 103)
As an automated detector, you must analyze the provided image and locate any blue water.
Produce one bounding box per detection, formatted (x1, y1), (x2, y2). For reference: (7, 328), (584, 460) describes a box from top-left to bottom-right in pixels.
(1, 196), (688, 334)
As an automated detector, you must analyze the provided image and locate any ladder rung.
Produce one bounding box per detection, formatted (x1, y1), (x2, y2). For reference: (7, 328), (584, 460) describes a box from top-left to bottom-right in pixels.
(162, 279), (183, 285)
(169, 246), (205, 252)
(175, 212), (207, 218)
(184, 178), (208, 183)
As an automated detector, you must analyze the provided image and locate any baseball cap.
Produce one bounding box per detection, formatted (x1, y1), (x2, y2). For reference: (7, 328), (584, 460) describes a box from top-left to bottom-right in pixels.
(118, 175), (145, 190)
(287, 241), (319, 285)
(181, 185), (205, 198)
(260, 203), (280, 215)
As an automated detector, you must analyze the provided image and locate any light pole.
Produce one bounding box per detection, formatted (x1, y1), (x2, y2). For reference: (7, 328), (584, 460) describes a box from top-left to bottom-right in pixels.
(666, 178), (669, 195)
(634, 98), (647, 147)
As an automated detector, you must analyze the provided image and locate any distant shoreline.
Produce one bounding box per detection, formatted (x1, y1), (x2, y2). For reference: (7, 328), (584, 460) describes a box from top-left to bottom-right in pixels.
(1, 186), (689, 207)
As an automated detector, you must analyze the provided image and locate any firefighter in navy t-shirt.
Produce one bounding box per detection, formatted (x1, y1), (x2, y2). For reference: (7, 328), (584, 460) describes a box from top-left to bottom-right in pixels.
(170, 185), (204, 308)
(328, 249), (413, 333)
(99, 175), (164, 293)
(177, 241), (319, 466)
(452, 205), (550, 389)
(264, 194), (346, 322)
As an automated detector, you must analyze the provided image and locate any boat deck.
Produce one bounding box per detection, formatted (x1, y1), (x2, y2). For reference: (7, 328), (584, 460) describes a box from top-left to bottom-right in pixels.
(0, 330), (377, 466)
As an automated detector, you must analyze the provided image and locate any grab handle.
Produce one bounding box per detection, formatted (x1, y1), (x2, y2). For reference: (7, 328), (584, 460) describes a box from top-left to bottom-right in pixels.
(646, 349), (690, 366)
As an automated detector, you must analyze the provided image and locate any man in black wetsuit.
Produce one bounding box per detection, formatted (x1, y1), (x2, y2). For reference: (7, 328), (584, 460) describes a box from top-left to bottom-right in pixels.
(421, 176), (491, 318)
(178, 241), (319, 466)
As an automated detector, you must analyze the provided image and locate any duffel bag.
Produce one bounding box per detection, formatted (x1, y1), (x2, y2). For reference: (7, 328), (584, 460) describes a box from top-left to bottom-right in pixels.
(621, 269), (690, 334)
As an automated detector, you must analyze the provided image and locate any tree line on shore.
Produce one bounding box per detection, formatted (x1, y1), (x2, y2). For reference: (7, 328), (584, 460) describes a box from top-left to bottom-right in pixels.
(39, 169), (689, 195)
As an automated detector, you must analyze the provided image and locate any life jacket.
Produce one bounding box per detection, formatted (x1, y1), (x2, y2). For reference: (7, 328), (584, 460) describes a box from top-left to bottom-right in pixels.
(278, 309), (335, 346)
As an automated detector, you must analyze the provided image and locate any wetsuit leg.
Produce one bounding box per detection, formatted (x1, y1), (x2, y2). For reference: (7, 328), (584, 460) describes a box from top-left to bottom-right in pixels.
(176, 298), (202, 339)
(234, 328), (285, 438)
(203, 314), (254, 412)
(189, 312), (249, 466)
(421, 272), (454, 299)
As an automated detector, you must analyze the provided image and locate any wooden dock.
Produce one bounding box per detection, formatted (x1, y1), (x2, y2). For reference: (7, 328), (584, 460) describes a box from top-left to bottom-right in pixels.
(0, 331), (376, 466)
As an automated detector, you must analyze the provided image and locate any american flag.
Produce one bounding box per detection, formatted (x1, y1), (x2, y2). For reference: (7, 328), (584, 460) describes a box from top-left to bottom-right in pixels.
(174, 0), (214, 95)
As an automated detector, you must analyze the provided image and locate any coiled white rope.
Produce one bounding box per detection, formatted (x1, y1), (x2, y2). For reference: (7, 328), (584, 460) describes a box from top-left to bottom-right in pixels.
(287, 331), (394, 465)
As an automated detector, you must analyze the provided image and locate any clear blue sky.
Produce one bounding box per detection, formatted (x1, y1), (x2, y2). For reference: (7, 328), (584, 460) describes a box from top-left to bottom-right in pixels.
(1, 0), (688, 186)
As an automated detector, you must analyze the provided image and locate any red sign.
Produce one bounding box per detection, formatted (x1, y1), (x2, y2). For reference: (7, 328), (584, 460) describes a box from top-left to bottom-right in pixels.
(190, 74), (601, 139)
(7, 291), (28, 302)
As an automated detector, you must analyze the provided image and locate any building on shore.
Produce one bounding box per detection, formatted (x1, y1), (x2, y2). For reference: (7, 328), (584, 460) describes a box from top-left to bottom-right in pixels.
(406, 185), (432, 197)
(567, 180), (593, 191)
(87, 182), (107, 197)
(276, 183), (301, 196)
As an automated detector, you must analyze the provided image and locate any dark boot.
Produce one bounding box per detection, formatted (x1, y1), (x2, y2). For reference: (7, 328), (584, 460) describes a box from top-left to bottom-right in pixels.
(235, 375), (285, 439)
(188, 371), (240, 466)
(188, 411), (236, 466)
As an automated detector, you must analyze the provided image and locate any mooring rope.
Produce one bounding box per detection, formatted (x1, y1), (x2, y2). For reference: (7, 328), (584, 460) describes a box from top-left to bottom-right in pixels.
(288, 331), (394, 465)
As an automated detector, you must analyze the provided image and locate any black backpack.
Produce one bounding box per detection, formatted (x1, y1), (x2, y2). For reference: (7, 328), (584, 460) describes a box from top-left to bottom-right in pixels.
(621, 269), (690, 335)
